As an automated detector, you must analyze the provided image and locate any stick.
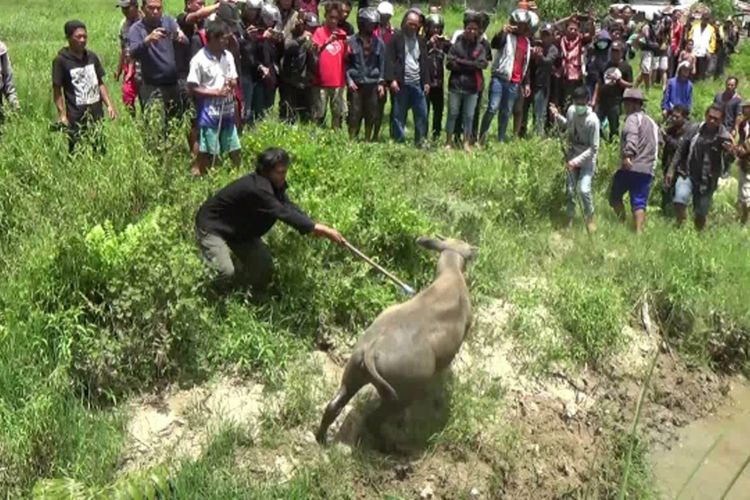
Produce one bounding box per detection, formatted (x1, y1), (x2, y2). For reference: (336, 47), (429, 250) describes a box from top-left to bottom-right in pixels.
(342, 240), (416, 296)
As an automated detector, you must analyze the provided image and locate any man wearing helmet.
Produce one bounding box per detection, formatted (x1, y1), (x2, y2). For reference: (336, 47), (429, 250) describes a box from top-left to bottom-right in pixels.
(346, 7), (386, 141)
(251, 4), (284, 121)
(478, 8), (532, 144)
(374, 2), (394, 45)
(384, 8), (430, 147)
(238, 0), (263, 124)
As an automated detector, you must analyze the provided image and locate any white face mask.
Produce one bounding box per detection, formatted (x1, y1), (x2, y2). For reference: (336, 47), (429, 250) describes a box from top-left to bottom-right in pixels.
(574, 104), (588, 116)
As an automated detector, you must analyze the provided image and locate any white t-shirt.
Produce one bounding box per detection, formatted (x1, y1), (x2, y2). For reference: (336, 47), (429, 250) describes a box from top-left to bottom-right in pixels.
(187, 47), (238, 127)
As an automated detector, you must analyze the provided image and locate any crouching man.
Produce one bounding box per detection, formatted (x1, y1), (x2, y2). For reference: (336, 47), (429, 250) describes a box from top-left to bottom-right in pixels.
(195, 147), (345, 290)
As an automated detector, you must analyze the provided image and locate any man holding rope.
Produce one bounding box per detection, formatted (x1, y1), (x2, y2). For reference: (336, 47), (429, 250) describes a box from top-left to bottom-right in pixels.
(549, 86), (600, 233)
(187, 20), (240, 176)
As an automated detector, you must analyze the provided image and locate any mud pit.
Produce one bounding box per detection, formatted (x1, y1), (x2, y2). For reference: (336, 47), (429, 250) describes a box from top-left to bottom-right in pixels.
(118, 299), (732, 498)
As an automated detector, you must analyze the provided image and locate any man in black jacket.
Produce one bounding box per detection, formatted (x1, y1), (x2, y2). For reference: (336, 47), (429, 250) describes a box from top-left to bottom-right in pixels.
(195, 147), (344, 289)
(384, 8), (430, 146)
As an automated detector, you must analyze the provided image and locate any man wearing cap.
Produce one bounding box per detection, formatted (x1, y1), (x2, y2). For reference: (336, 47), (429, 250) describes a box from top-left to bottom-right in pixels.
(549, 86), (600, 232)
(374, 2), (394, 45)
(128, 0), (189, 128)
(592, 40), (632, 142)
(666, 104), (732, 230)
(115, 0), (142, 115)
(662, 61), (693, 117)
(53, 20), (117, 153)
(610, 88), (659, 233)
(528, 22), (558, 137)
(384, 8), (430, 146)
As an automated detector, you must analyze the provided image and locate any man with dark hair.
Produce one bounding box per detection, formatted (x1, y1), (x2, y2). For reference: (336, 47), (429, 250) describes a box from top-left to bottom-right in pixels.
(528, 23), (558, 137)
(666, 104), (733, 230)
(385, 8), (430, 146)
(346, 7), (386, 141)
(195, 147), (345, 289)
(659, 105), (696, 215)
(187, 21), (240, 176)
(713, 76), (742, 133)
(610, 88), (659, 233)
(734, 100), (750, 225)
(115, 0), (142, 115)
(279, 12), (319, 123)
(550, 86), (600, 232)
(312, 2), (348, 128)
(128, 0), (188, 127)
(592, 40), (632, 141)
(53, 20), (117, 153)
(338, 0), (355, 36)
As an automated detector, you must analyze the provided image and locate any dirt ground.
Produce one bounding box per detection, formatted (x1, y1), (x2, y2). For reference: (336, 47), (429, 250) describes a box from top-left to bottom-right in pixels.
(119, 298), (731, 498)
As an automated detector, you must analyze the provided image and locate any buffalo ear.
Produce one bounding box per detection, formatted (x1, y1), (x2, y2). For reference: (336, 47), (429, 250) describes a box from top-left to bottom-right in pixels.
(416, 236), (446, 252)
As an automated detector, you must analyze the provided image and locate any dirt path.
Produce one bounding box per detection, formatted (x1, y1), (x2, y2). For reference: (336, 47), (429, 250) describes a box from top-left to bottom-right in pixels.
(651, 382), (750, 500)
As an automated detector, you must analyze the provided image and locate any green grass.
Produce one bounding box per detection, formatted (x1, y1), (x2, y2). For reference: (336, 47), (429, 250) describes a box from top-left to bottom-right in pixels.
(2, 0), (750, 497)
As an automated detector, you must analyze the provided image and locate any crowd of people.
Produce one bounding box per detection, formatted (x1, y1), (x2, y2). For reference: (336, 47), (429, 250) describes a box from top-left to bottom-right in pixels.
(0, 0), (749, 287)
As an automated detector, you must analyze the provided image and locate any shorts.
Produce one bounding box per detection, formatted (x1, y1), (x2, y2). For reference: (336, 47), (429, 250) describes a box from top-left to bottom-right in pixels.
(199, 125), (241, 156)
(673, 176), (714, 217)
(641, 51), (653, 74)
(738, 169), (750, 208)
(656, 55), (669, 72)
(610, 169), (653, 211)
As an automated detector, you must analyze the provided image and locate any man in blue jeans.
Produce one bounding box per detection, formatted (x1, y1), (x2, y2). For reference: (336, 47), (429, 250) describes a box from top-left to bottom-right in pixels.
(478, 8), (531, 144)
(384, 8), (430, 146)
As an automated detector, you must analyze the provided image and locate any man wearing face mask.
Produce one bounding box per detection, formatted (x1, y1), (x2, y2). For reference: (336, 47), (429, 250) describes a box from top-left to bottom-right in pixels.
(666, 104), (733, 230)
(610, 88), (659, 233)
(549, 86), (600, 232)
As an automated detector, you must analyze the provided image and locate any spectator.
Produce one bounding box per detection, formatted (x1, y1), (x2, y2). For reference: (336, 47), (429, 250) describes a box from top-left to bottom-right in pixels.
(734, 101), (750, 225)
(278, 0), (298, 37)
(688, 13), (716, 80)
(176, 1), (220, 94)
(444, 12), (488, 151)
(669, 9), (685, 78)
(252, 4), (284, 121)
(620, 6), (637, 38)
(339, 0), (355, 36)
(478, 8), (532, 144)
(115, 0), (142, 115)
(662, 61), (693, 116)
(556, 16), (593, 107)
(239, 0), (263, 124)
(374, 1), (394, 45)
(585, 30), (611, 101)
(659, 105), (696, 214)
(195, 147), (344, 290)
(128, 0), (188, 126)
(297, 0), (318, 16)
(528, 22), (558, 137)
(346, 8), (386, 141)
(549, 86), (600, 233)
(187, 21), (240, 176)
(592, 41), (632, 142)
(0, 40), (19, 122)
(279, 12), (319, 123)
(312, 2), (348, 129)
(384, 8), (430, 147)
(666, 104), (732, 230)
(654, 14), (671, 89)
(635, 13), (660, 90)
(678, 39), (697, 78)
(53, 20), (117, 153)
(424, 14), (449, 141)
(610, 88), (659, 233)
(713, 76), (741, 134)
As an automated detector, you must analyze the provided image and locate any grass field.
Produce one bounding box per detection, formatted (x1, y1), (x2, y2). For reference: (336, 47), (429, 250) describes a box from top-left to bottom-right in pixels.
(2, 1), (750, 498)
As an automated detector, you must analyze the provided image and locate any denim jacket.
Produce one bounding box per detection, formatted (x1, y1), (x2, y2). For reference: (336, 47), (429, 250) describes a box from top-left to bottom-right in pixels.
(345, 34), (385, 87)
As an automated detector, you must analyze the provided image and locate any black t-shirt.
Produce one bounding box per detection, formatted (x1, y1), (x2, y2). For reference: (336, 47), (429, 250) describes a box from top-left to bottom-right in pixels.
(196, 172), (316, 243)
(52, 48), (105, 124)
(176, 12), (201, 79)
(598, 60), (633, 107)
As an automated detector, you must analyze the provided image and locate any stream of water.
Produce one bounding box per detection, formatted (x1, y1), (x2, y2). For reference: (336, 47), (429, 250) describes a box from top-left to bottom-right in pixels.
(651, 383), (750, 499)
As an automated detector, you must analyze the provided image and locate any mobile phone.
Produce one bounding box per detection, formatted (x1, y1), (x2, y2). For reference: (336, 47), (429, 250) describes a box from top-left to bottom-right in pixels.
(336, 32), (348, 40)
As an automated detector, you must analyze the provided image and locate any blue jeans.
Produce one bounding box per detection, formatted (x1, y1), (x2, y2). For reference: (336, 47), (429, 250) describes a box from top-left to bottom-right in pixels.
(532, 88), (549, 137)
(241, 76), (254, 124)
(445, 91), (479, 137)
(566, 166), (595, 219)
(479, 76), (519, 142)
(391, 82), (428, 146)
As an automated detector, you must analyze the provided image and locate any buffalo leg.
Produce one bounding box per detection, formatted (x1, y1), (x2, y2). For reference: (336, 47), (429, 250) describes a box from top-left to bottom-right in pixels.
(316, 381), (363, 444)
(365, 398), (407, 451)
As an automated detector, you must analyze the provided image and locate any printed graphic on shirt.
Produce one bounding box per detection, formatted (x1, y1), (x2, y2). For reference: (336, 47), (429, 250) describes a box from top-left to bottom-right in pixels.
(326, 41), (344, 56)
(70, 64), (100, 106)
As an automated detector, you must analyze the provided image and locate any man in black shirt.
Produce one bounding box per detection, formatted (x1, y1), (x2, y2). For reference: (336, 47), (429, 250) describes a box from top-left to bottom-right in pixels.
(52, 20), (117, 153)
(592, 41), (632, 141)
(195, 147), (344, 289)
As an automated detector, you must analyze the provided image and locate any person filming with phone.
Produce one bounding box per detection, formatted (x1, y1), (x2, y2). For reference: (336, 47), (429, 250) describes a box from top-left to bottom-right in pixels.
(128, 0), (188, 130)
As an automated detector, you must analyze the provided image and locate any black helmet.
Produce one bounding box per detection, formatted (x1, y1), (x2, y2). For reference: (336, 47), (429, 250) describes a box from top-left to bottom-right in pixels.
(425, 13), (445, 29)
(357, 7), (380, 27)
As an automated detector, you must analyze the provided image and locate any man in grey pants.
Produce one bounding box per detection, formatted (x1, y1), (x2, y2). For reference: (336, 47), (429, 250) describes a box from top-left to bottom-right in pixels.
(195, 147), (344, 290)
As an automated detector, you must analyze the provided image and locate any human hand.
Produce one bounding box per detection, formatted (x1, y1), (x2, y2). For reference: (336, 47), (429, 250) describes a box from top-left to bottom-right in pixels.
(107, 105), (117, 120)
(623, 157), (633, 170)
(566, 160), (576, 171)
(664, 172), (673, 188)
(60, 116), (69, 127)
(549, 103), (559, 117)
(377, 85), (385, 98)
(259, 65), (271, 79)
(523, 85), (531, 98)
(424, 84), (430, 95)
(349, 82), (359, 92)
(146, 28), (167, 44)
(313, 223), (345, 245)
(390, 81), (400, 94)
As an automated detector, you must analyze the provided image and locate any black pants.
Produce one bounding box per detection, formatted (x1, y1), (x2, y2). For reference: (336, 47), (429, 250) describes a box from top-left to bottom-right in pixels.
(279, 83), (312, 124)
(561, 78), (583, 109)
(455, 88), (482, 143)
(596, 101), (621, 142)
(139, 82), (184, 136)
(348, 84), (381, 137)
(695, 57), (709, 80)
(426, 86), (444, 140)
